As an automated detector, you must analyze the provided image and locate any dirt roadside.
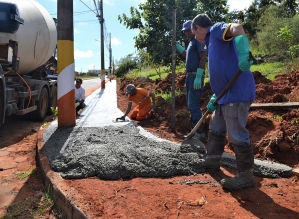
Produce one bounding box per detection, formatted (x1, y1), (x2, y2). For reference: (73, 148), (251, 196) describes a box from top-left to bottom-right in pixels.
(1, 69), (299, 218)
(0, 84), (101, 218)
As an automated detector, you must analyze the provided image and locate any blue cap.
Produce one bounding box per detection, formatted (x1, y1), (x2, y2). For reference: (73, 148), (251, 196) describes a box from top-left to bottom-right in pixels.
(182, 20), (192, 31)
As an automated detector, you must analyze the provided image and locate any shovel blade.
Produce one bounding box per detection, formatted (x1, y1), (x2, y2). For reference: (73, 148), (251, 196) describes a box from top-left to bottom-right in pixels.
(181, 137), (206, 152)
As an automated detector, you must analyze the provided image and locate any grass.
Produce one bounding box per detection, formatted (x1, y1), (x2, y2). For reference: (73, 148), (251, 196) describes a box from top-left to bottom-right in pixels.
(126, 61), (292, 82)
(156, 90), (182, 104)
(17, 168), (36, 180)
(290, 119), (299, 126)
(251, 62), (285, 80)
(50, 107), (58, 118)
(3, 170), (67, 219)
(264, 114), (283, 122)
(120, 59), (298, 102)
(126, 66), (171, 80)
(2, 192), (67, 219)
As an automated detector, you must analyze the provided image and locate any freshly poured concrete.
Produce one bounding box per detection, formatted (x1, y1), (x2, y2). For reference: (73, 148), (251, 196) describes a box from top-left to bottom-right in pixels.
(41, 80), (293, 180)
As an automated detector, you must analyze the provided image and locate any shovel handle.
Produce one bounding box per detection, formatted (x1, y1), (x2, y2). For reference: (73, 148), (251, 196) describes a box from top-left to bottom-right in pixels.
(185, 110), (210, 139)
(186, 69), (243, 139)
(213, 69), (242, 106)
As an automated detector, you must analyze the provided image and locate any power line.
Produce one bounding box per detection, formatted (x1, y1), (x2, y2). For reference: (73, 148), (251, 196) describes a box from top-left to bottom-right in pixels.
(50, 9), (95, 16)
(93, 0), (100, 15)
(78, 0), (97, 15)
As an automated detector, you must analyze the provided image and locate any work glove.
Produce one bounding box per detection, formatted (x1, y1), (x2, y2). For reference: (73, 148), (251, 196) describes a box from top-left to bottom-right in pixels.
(207, 94), (218, 112)
(194, 68), (204, 89)
(234, 35), (253, 71)
(176, 42), (185, 54)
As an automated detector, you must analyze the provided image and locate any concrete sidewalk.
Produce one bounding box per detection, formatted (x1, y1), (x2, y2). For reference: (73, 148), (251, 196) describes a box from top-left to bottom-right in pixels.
(77, 80), (131, 127)
(37, 79), (295, 219)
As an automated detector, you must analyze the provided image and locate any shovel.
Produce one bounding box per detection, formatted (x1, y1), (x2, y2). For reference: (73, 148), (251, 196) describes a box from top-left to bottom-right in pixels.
(182, 69), (243, 150)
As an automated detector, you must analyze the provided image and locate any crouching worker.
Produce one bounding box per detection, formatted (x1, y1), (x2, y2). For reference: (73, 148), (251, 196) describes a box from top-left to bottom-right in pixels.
(120, 84), (155, 121)
(75, 78), (86, 116)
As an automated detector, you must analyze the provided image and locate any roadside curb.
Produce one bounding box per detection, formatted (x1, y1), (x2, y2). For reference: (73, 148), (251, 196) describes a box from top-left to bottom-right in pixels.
(36, 125), (88, 219)
(35, 79), (113, 219)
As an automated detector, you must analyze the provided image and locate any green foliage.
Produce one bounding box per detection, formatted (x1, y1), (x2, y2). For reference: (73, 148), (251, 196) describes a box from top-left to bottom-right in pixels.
(156, 90), (182, 104)
(288, 44), (299, 59)
(77, 75), (99, 80)
(277, 25), (299, 59)
(116, 0), (299, 70)
(114, 55), (138, 77)
(277, 25), (293, 43)
(251, 62), (284, 80)
(264, 114), (283, 122)
(125, 66), (176, 80)
(50, 107), (58, 118)
(290, 119), (299, 126)
(17, 168), (36, 180)
(195, 0), (229, 23)
(118, 0), (230, 68)
(256, 5), (299, 60)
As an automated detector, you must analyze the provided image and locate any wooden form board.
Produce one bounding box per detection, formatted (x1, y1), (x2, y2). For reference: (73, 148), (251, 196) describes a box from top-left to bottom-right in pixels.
(250, 102), (299, 109)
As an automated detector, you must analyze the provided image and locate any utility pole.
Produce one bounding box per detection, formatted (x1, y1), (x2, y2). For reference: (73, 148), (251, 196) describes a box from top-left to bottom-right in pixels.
(171, 9), (176, 131)
(98, 0), (105, 89)
(57, 0), (76, 127)
(109, 33), (112, 77)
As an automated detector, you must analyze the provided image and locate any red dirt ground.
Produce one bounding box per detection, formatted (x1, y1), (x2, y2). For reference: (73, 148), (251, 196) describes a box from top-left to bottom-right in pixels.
(1, 70), (299, 218)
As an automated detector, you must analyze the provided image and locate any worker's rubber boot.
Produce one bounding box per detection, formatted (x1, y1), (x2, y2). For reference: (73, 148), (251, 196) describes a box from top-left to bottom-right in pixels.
(193, 122), (206, 142)
(198, 131), (226, 172)
(220, 143), (255, 191)
(184, 121), (206, 142)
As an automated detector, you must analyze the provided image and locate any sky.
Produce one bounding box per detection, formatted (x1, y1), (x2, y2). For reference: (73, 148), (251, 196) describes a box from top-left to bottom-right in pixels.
(35, 0), (253, 73)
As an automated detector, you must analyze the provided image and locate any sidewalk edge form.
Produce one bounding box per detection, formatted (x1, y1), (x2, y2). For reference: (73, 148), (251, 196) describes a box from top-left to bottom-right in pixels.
(36, 125), (88, 219)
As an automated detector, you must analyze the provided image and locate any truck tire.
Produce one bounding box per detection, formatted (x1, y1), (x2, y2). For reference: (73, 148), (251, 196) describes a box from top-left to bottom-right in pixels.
(0, 81), (4, 128)
(30, 87), (49, 122)
(47, 85), (57, 115)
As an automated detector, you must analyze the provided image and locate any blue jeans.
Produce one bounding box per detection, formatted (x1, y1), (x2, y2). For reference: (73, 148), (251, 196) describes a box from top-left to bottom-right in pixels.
(185, 74), (203, 123)
(75, 100), (86, 112)
(209, 101), (252, 145)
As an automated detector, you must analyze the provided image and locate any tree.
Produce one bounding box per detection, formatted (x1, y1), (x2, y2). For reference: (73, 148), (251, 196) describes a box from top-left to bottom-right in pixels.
(242, 0), (298, 43)
(281, 0), (299, 16)
(118, 0), (230, 67)
(256, 5), (299, 60)
(195, 0), (229, 23)
(114, 55), (138, 77)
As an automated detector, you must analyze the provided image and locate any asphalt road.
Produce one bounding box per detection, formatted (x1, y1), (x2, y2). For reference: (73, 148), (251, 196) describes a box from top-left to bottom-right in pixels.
(80, 77), (102, 90)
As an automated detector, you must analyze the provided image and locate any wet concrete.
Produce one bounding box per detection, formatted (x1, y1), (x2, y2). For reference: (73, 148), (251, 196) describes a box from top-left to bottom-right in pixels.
(221, 152), (292, 178)
(42, 123), (206, 179)
(41, 80), (293, 180)
(42, 121), (293, 179)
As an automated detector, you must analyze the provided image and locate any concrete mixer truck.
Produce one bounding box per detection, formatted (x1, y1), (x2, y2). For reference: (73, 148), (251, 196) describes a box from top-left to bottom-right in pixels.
(0, 0), (58, 128)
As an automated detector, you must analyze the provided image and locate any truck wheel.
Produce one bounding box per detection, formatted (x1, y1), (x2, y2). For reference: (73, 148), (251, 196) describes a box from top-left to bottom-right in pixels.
(0, 81), (4, 128)
(30, 87), (49, 122)
(47, 85), (57, 115)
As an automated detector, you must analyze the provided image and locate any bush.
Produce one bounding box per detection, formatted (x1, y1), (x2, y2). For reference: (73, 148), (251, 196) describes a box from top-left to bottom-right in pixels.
(115, 57), (138, 77)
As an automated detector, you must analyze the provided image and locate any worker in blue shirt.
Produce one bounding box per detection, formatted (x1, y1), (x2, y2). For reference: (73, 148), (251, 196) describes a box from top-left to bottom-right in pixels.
(191, 14), (256, 191)
(176, 20), (207, 142)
